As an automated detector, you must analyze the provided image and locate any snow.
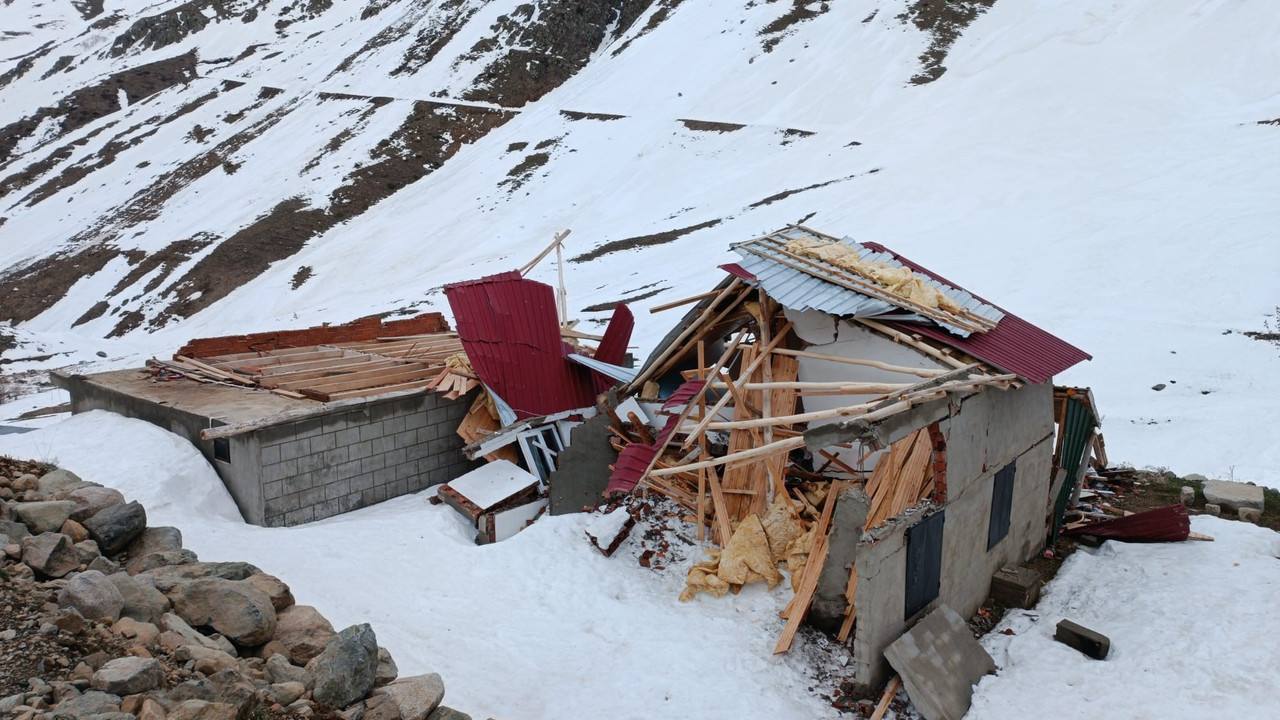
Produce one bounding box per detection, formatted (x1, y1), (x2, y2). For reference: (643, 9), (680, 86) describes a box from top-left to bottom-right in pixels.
(970, 516), (1280, 718)
(0, 412), (836, 719)
(443, 458), (538, 512)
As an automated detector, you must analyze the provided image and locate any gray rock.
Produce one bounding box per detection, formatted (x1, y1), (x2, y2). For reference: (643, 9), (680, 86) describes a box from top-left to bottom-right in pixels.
(0, 694), (25, 714)
(1203, 480), (1265, 513)
(375, 647), (398, 686)
(275, 605), (336, 665)
(1240, 507), (1262, 523)
(123, 526), (185, 575)
(65, 487), (126, 524)
(271, 682), (306, 706)
(54, 690), (121, 718)
(243, 573), (293, 612)
(265, 653), (311, 688)
(109, 572), (171, 625)
(1185, 473), (1208, 483)
(169, 670), (255, 716)
(75, 540), (101, 565)
(90, 713), (140, 720)
(363, 694), (401, 720)
(160, 613), (230, 654)
(14, 501), (77, 534)
(38, 469), (92, 495)
(58, 570), (125, 621)
(372, 675), (444, 720)
(307, 624), (380, 709)
(1180, 486), (1195, 506)
(87, 555), (121, 575)
(83, 501), (147, 555)
(169, 700), (238, 720)
(171, 578), (276, 647)
(144, 561), (261, 593)
(20, 532), (80, 578)
(1205, 503), (1222, 517)
(0, 518), (30, 542)
(173, 645), (239, 675)
(129, 549), (199, 576)
(426, 708), (470, 720)
(90, 657), (165, 695)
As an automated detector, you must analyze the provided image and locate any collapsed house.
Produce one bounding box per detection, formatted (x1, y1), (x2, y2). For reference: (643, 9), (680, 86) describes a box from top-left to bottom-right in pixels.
(596, 225), (1091, 690)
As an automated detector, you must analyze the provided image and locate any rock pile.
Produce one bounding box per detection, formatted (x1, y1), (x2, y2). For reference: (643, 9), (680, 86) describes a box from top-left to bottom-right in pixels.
(0, 458), (479, 720)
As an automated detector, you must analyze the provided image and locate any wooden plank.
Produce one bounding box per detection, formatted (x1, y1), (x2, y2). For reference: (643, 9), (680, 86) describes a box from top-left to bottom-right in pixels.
(706, 468), (734, 546)
(773, 539), (829, 654)
(836, 570), (858, 642)
(173, 356), (256, 385)
(215, 348), (346, 370)
(869, 676), (902, 720)
(856, 319), (970, 370)
(648, 289), (722, 314)
(626, 278), (744, 393)
(519, 229), (570, 276)
(256, 353), (377, 376)
(288, 365), (438, 394)
(311, 377), (439, 401)
(261, 360), (409, 385)
(771, 347), (948, 378)
(682, 321), (794, 447)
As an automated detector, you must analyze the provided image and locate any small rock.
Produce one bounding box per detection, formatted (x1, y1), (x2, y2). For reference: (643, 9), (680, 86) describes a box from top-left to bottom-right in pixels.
(275, 605), (336, 665)
(90, 657), (166, 695)
(372, 674), (445, 720)
(1180, 487), (1195, 506)
(59, 570), (125, 621)
(159, 613), (231, 654)
(1240, 507), (1262, 523)
(21, 532), (80, 578)
(1205, 503), (1222, 517)
(1151, 383), (1166, 391)
(172, 645), (239, 676)
(65, 487), (125, 523)
(12, 474), (39, 492)
(0, 518), (30, 542)
(140, 697), (167, 720)
(129, 549), (199, 576)
(54, 690), (121, 717)
(243, 573), (294, 612)
(51, 607), (86, 635)
(59, 519), (90, 543)
(75, 540), (102, 565)
(4, 543), (20, 560)
(287, 699), (313, 717)
(375, 646), (398, 686)
(169, 700), (238, 720)
(123, 526), (186, 575)
(88, 555), (121, 574)
(0, 694), (25, 714)
(364, 693), (402, 720)
(171, 578), (276, 647)
(83, 501), (147, 555)
(258, 640), (289, 661)
(38, 469), (91, 495)
(307, 624), (380, 708)
(271, 682), (306, 706)
(121, 695), (146, 715)
(14, 501), (78, 534)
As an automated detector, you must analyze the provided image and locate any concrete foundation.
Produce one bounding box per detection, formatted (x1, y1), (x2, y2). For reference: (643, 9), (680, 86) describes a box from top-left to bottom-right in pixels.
(53, 368), (476, 526)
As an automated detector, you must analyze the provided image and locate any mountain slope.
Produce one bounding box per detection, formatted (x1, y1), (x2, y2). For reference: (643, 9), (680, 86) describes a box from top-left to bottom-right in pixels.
(2, 0), (1279, 484)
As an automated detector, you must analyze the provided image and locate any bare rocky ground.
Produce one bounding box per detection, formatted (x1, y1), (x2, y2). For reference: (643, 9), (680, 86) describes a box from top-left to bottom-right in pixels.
(0, 456), (480, 720)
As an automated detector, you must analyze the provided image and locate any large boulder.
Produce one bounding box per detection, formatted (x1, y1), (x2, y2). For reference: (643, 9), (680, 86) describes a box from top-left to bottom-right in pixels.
(90, 657), (166, 695)
(66, 487), (126, 523)
(124, 526), (187, 574)
(372, 675), (445, 720)
(59, 570), (125, 621)
(1202, 480), (1265, 513)
(21, 532), (80, 578)
(38, 468), (93, 495)
(275, 605), (336, 665)
(145, 561), (261, 593)
(243, 573), (294, 612)
(169, 669), (255, 716)
(14, 501), (77, 534)
(83, 501), (147, 555)
(307, 624), (380, 709)
(108, 572), (171, 625)
(171, 578), (276, 647)
(0, 518), (29, 542)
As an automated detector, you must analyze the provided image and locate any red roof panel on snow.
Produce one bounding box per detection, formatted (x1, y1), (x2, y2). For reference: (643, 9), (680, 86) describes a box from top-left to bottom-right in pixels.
(859, 242), (1091, 384)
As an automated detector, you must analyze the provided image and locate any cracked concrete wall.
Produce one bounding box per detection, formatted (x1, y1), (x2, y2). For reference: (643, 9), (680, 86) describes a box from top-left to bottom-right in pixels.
(850, 382), (1056, 690)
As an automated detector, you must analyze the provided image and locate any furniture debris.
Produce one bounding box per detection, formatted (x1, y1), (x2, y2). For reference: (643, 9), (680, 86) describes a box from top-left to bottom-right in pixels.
(1054, 618), (1110, 660)
(438, 460), (545, 544)
(883, 604), (996, 720)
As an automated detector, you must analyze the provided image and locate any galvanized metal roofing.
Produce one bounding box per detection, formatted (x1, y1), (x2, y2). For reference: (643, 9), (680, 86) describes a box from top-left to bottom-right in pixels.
(732, 226), (1004, 337)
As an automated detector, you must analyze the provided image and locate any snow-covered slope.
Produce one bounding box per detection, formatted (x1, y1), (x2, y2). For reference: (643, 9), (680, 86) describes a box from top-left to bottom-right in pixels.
(2, 0), (1279, 483)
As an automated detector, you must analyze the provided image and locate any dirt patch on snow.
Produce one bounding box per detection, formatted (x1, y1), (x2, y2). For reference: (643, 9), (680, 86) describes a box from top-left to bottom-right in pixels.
(759, 0), (833, 53)
(108, 0), (245, 57)
(610, 0), (688, 57)
(680, 119), (744, 133)
(899, 0), (997, 84)
(570, 218), (722, 263)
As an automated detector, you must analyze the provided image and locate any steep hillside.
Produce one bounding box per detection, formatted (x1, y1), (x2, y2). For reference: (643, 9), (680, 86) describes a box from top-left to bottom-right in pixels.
(2, 0), (1279, 483)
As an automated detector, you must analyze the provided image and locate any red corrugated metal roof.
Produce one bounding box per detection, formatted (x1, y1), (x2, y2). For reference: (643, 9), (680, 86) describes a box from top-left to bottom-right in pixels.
(719, 263), (757, 281)
(661, 379), (708, 410)
(592, 303), (635, 394)
(446, 274), (597, 419)
(605, 415), (680, 495)
(859, 242), (1090, 384)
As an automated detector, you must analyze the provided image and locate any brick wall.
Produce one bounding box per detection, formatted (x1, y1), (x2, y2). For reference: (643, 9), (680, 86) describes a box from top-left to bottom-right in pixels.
(254, 391), (476, 526)
(176, 313), (451, 359)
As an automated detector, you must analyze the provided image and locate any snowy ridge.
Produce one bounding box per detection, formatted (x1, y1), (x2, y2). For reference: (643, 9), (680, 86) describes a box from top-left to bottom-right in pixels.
(1, 1), (1279, 485)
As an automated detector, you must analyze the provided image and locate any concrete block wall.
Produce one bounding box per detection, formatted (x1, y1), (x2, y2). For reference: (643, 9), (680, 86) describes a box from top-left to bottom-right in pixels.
(256, 391), (475, 526)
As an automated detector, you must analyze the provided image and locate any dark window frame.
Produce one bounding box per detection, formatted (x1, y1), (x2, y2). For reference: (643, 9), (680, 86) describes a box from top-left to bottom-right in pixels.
(987, 459), (1017, 550)
(213, 437), (231, 464)
(904, 509), (945, 621)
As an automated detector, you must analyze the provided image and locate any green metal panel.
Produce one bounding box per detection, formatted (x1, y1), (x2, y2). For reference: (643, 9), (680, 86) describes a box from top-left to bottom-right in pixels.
(1051, 397), (1096, 540)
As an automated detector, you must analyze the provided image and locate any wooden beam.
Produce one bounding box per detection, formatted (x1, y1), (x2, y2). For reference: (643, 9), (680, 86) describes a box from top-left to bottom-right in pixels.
(869, 676), (901, 720)
(770, 347), (949, 378)
(707, 468), (734, 546)
(648, 289), (722, 314)
(520, 229), (571, 276)
(260, 360), (410, 387)
(315, 377), (439, 401)
(285, 365), (438, 394)
(855, 318), (970, 370)
(626, 278), (744, 393)
(173, 356), (256, 385)
(681, 321), (794, 447)
(649, 435), (807, 477)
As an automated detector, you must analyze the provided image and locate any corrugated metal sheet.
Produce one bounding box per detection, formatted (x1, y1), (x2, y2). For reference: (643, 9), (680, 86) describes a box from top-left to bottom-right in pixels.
(592, 303), (635, 394)
(446, 275), (597, 420)
(605, 415), (680, 494)
(568, 354), (637, 383)
(732, 227), (1004, 337)
(861, 241), (1092, 384)
(661, 379), (708, 410)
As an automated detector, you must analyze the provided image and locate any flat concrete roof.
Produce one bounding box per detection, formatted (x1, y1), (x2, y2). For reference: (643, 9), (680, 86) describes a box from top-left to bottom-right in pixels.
(67, 368), (319, 426)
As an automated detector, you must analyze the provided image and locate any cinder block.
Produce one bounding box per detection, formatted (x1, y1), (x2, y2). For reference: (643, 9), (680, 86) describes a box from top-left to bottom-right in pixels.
(293, 417), (325, 440)
(352, 473), (375, 492)
(349, 440), (373, 461)
(385, 447), (408, 467)
(359, 422), (385, 443)
(1055, 619), (1110, 660)
(263, 480), (284, 500)
(309, 432), (338, 454)
(283, 506), (314, 526)
(325, 479), (351, 501)
(374, 467), (395, 486)
(279, 439), (310, 462)
(393, 429), (417, 450)
(990, 567), (1041, 609)
(260, 444), (282, 466)
(335, 426), (361, 447)
(361, 454), (386, 474)
(404, 412), (427, 431)
(370, 436), (393, 455)
(383, 415), (407, 435)
(324, 447), (350, 466)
